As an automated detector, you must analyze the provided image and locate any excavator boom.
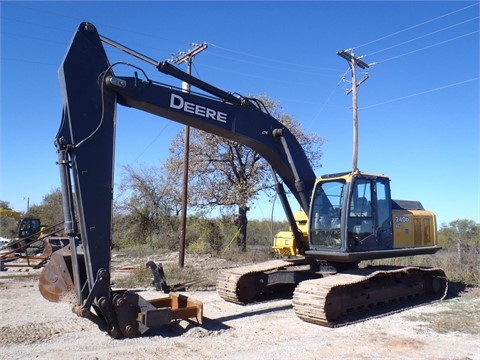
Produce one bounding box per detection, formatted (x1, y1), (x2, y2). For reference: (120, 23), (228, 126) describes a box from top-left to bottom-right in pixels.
(40, 22), (317, 338)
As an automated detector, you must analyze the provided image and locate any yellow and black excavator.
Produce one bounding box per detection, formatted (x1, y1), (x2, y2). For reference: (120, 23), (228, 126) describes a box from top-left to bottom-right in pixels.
(39, 23), (447, 338)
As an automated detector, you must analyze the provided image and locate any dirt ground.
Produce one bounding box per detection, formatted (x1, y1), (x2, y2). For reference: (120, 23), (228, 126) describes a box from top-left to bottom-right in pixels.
(1, 260), (479, 360)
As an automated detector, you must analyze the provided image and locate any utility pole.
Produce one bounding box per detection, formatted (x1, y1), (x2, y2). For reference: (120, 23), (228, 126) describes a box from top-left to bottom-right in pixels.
(23, 197), (30, 213)
(337, 49), (370, 172)
(171, 42), (208, 268)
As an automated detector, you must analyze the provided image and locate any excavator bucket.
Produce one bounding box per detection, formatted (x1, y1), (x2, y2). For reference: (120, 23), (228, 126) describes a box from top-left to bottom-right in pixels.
(39, 246), (78, 302)
(39, 245), (203, 338)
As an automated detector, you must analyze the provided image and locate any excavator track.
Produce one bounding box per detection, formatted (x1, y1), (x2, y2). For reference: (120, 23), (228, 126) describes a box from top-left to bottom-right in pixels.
(292, 266), (448, 327)
(216, 259), (296, 304)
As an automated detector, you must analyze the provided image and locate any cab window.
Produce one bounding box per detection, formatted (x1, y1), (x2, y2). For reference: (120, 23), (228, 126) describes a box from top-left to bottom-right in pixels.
(348, 179), (373, 242)
(310, 180), (344, 248)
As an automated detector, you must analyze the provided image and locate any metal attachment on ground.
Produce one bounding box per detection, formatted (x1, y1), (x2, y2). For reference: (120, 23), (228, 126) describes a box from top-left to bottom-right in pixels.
(146, 261), (207, 293)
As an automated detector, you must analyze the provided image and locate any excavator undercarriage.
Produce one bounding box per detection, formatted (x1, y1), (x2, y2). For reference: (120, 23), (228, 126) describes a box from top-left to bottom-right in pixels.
(217, 260), (447, 326)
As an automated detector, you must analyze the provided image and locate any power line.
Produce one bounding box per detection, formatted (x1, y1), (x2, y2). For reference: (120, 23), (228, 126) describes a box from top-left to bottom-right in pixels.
(209, 43), (340, 73)
(3, 2), (180, 44)
(0, 57), (57, 67)
(354, 2), (479, 50)
(133, 123), (171, 163)
(1, 15), (72, 34)
(312, 67), (350, 121)
(1, 31), (67, 45)
(2, 2), (200, 64)
(361, 77), (479, 110)
(3, 5), (340, 79)
(365, 16), (479, 58)
(4, 1), (478, 120)
(377, 30), (479, 64)
(3, 3), (475, 82)
(199, 62), (338, 87)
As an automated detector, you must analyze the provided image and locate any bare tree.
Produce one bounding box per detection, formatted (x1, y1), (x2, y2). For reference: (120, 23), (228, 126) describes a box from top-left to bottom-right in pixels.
(165, 95), (324, 251)
(115, 164), (182, 248)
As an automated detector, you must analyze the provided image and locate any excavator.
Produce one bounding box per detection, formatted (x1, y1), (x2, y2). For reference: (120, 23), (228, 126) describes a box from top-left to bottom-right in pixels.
(0, 209), (43, 253)
(0, 209), (42, 246)
(0, 210), (67, 269)
(39, 23), (447, 338)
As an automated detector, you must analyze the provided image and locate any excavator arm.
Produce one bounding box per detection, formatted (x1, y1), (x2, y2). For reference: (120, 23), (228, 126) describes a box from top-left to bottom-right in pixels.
(40, 22), (317, 338)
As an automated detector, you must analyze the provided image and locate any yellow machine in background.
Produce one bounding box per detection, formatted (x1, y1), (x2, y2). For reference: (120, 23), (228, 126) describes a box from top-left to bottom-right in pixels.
(0, 208), (23, 222)
(273, 211), (308, 256)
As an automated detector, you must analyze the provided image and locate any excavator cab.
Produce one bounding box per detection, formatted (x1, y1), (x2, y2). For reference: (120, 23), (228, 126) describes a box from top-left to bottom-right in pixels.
(11, 217), (43, 250)
(306, 171), (439, 262)
(309, 171), (393, 252)
(16, 218), (42, 239)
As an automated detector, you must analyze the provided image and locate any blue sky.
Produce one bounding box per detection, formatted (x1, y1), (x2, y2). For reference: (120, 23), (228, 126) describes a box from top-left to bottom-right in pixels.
(1, 1), (478, 227)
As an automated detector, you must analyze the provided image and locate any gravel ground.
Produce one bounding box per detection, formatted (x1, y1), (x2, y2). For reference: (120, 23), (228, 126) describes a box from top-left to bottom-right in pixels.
(1, 264), (479, 360)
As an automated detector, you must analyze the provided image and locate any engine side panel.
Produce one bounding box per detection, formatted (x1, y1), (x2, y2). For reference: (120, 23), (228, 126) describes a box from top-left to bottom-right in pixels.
(393, 209), (437, 248)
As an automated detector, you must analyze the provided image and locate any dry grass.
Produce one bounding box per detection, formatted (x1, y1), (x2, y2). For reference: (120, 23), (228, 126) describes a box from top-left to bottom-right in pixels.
(114, 261), (216, 290)
(220, 245), (276, 263)
(362, 250), (480, 287)
(406, 287), (480, 334)
(112, 244), (276, 291)
(115, 244), (160, 259)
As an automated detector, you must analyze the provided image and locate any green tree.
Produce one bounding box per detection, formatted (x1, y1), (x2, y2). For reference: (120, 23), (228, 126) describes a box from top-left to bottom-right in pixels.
(0, 200), (20, 238)
(437, 219), (480, 285)
(438, 219), (480, 262)
(26, 189), (64, 228)
(0, 200), (13, 210)
(186, 215), (225, 254)
(165, 95), (324, 251)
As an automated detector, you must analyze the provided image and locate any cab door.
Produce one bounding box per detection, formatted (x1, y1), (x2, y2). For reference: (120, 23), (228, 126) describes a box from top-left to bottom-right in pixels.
(346, 175), (393, 251)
